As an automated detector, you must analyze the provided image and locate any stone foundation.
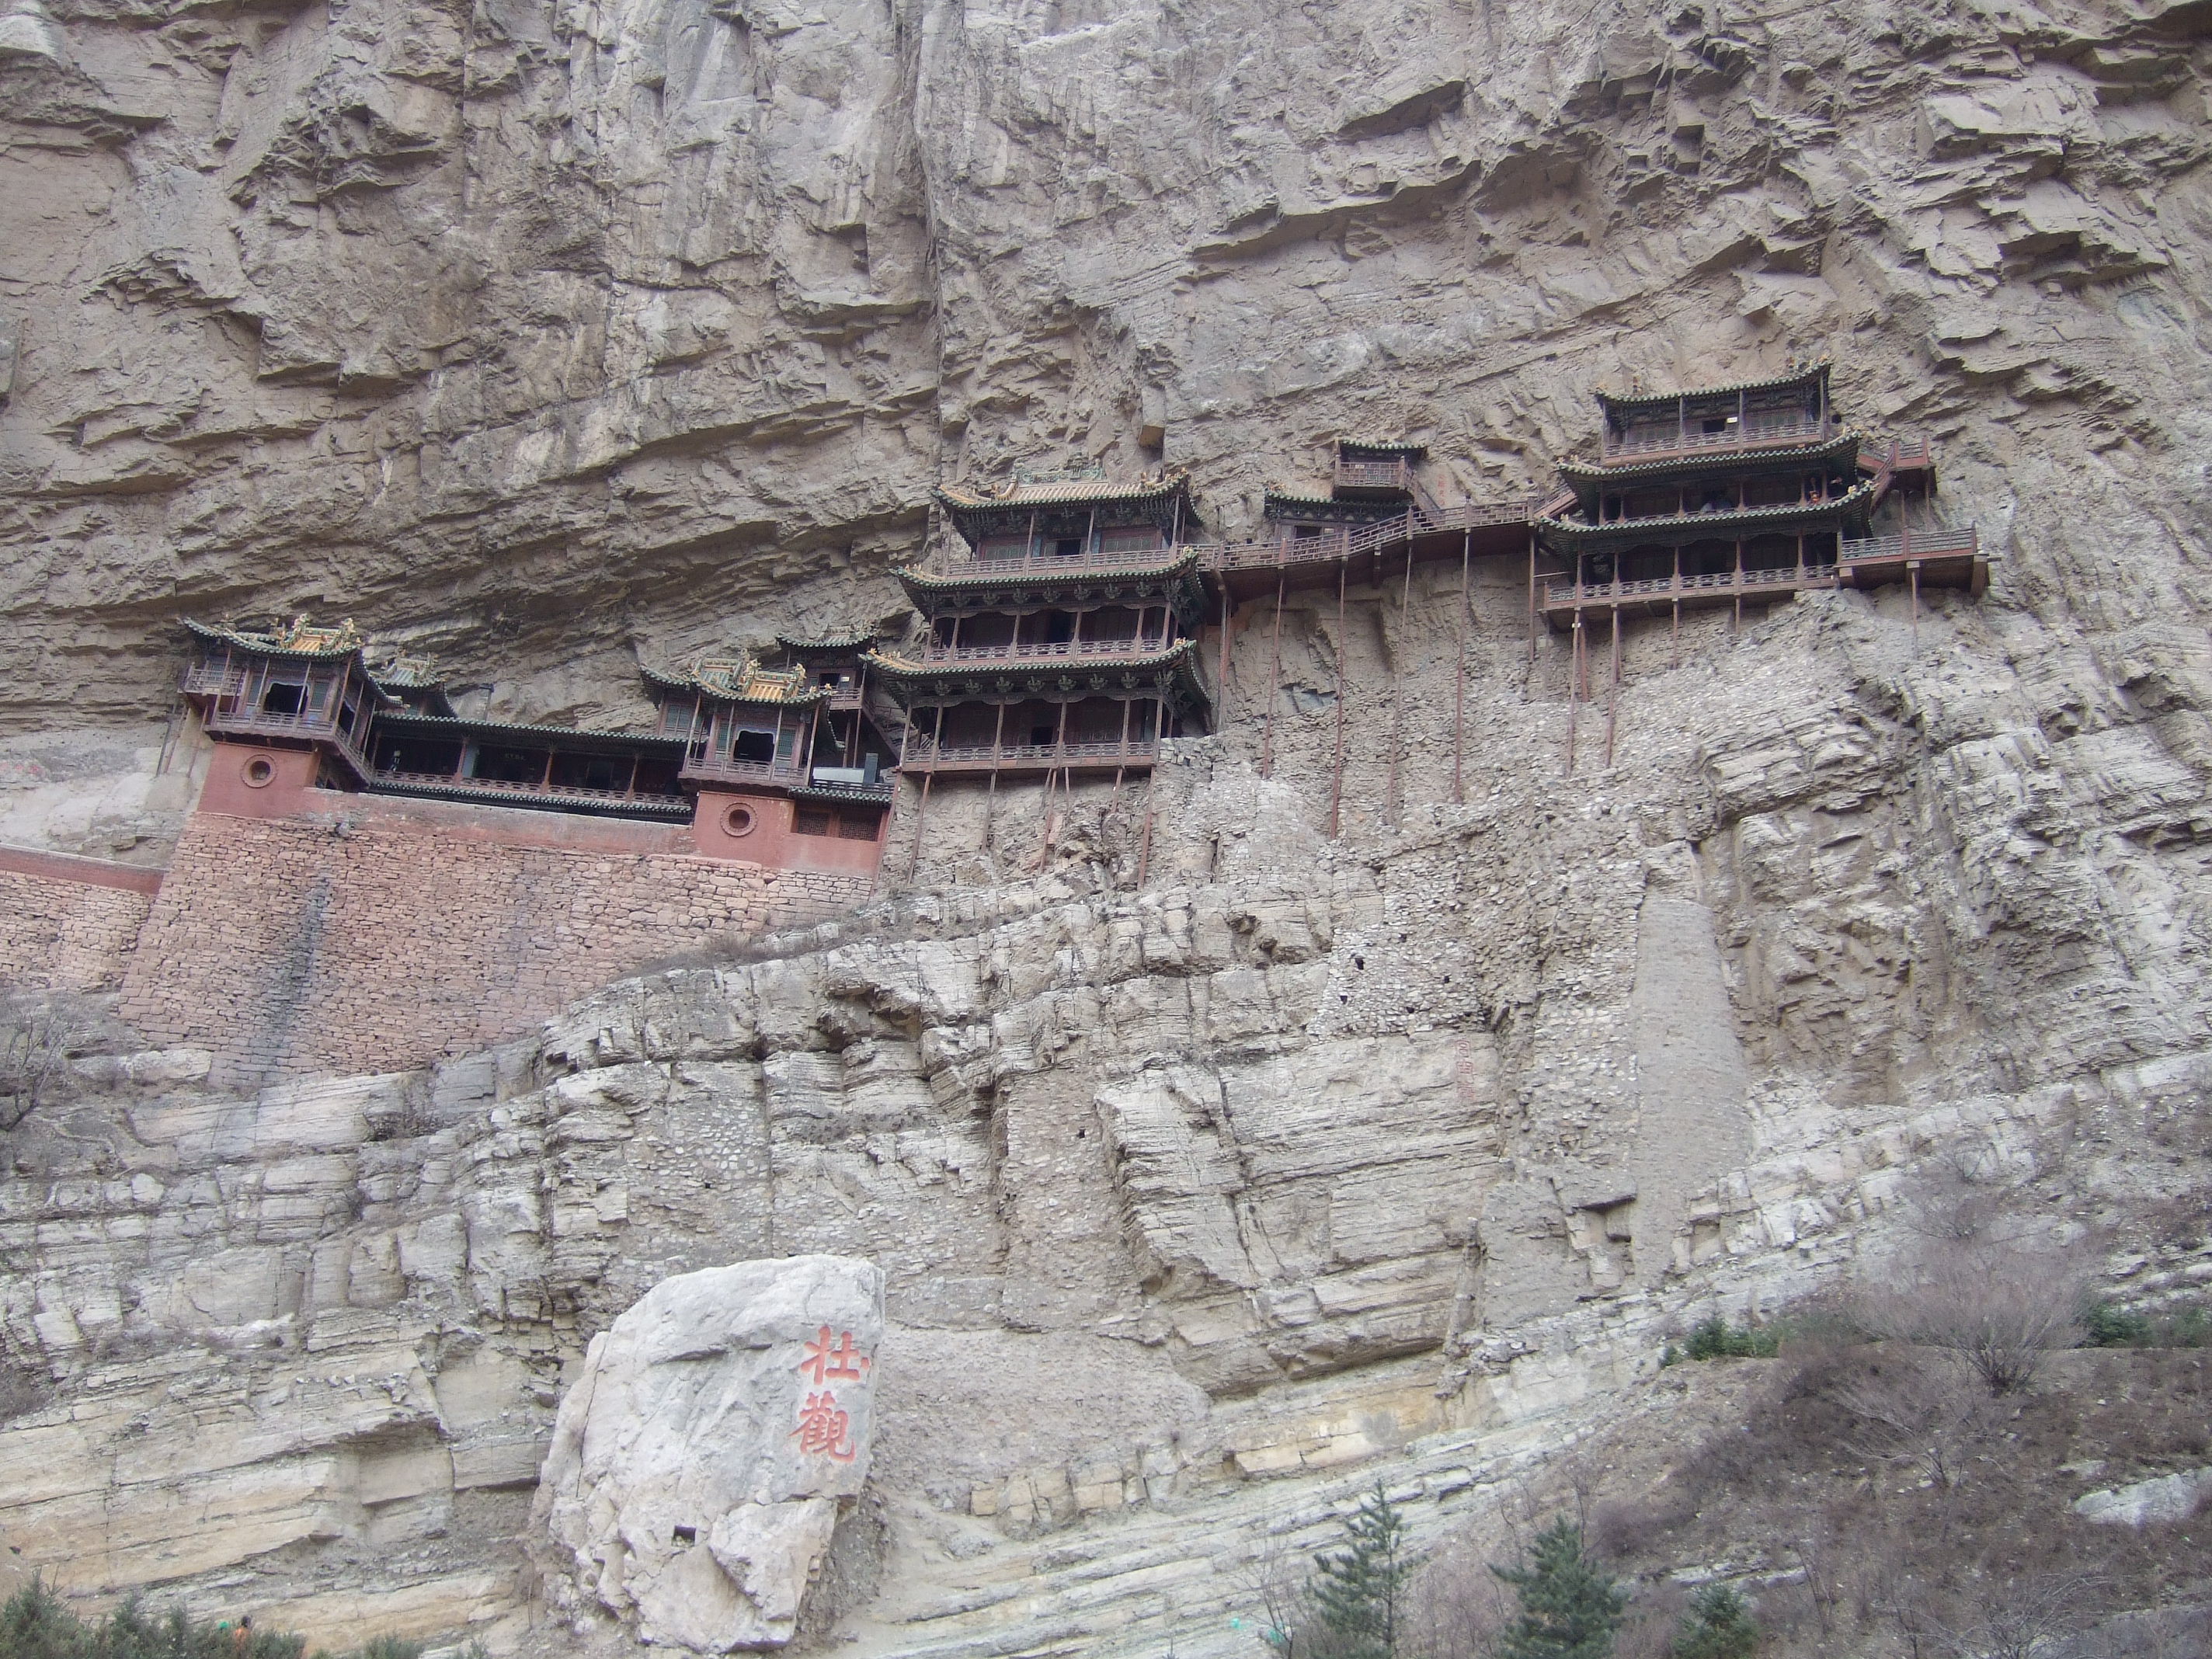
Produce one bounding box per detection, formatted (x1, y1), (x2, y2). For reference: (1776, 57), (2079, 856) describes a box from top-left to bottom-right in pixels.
(0, 847), (162, 991)
(118, 808), (871, 1083)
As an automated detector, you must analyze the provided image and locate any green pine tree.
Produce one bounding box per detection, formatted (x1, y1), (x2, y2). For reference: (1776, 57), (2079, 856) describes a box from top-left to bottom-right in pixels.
(1309, 1481), (1421, 1659)
(1490, 1518), (1627, 1659)
(1670, 1584), (1758, 1659)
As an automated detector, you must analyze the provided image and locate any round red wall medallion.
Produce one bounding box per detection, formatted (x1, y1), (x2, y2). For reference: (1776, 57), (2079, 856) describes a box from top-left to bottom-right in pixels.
(722, 803), (757, 836)
(242, 755), (278, 788)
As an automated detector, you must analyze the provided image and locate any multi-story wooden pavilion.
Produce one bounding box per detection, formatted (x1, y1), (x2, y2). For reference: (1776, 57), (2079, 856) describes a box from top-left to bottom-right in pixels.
(875, 471), (1214, 777)
(1534, 362), (1982, 637)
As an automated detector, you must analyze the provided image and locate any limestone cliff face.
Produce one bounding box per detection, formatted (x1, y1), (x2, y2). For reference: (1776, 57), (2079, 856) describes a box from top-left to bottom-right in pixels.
(5, 0), (2207, 746)
(6, 0), (2212, 1652)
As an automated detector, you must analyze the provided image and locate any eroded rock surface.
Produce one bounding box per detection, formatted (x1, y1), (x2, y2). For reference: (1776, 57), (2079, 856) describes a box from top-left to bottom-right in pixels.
(532, 1255), (883, 1652)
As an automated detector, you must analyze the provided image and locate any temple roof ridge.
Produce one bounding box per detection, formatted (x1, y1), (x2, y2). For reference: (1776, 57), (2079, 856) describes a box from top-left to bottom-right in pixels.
(183, 615), (365, 659)
(1594, 358), (1831, 412)
(641, 653), (832, 705)
(933, 465), (1191, 512)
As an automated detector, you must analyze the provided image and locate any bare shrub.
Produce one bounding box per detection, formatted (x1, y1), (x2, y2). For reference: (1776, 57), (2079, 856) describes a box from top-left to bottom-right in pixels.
(1400, 1539), (1509, 1659)
(1859, 1241), (2085, 1395)
(0, 985), (104, 1132)
(1893, 1570), (2102, 1659)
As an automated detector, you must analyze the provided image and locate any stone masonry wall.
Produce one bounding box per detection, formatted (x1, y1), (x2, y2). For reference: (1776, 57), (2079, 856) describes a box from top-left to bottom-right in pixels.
(118, 813), (872, 1083)
(0, 861), (158, 992)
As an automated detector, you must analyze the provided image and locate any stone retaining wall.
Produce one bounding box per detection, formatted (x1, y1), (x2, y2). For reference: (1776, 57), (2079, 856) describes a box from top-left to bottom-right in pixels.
(0, 847), (162, 991)
(119, 810), (871, 1083)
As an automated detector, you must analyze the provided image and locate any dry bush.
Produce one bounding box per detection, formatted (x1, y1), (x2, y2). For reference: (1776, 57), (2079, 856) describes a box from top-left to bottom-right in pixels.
(1890, 1570), (2103, 1659)
(1858, 1242), (2085, 1395)
(1399, 1540), (1506, 1659)
(0, 985), (106, 1132)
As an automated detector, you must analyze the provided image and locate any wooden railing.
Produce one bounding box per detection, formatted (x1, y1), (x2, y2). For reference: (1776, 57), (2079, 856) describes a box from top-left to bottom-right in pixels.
(373, 769), (689, 811)
(1202, 496), (1543, 575)
(1862, 435), (1933, 474)
(180, 663), (250, 697)
(679, 753), (810, 787)
(202, 704), (371, 776)
(1334, 458), (1413, 494)
(1602, 416), (1839, 460)
(904, 736), (1159, 772)
(937, 541), (1181, 575)
(915, 636), (1169, 663)
(1840, 525), (1977, 562)
(1544, 564), (1836, 606)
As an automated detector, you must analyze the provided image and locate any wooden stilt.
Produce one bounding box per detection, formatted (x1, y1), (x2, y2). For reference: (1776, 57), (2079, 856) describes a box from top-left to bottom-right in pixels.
(1604, 617), (1621, 770)
(906, 704), (947, 878)
(1136, 765), (1156, 887)
(1261, 569), (1285, 777)
(1526, 529), (1537, 665)
(1567, 612), (1583, 776)
(1041, 701), (1069, 868)
(1216, 594), (1233, 727)
(1329, 558), (1348, 837)
(1453, 530), (1469, 805)
(1910, 560), (1922, 650)
(982, 702), (1006, 861)
(1388, 548), (1411, 824)
(1671, 545), (1682, 667)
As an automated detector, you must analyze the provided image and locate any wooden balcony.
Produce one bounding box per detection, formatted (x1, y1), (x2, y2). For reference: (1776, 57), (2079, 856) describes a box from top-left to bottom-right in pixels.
(200, 704), (371, 780)
(181, 663), (250, 698)
(680, 752), (811, 788)
(1333, 457), (1414, 496)
(903, 736), (1159, 776)
(370, 770), (691, 816)
(1600, 416), (1841, 463)
(913, 636), (1170, 665)
(1539, 526), (1984, 624)
(931, 541), (1182, 576)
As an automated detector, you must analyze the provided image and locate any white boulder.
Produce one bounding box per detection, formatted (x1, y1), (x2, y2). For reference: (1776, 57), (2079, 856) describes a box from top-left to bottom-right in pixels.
(533, 1255), (884, 1651)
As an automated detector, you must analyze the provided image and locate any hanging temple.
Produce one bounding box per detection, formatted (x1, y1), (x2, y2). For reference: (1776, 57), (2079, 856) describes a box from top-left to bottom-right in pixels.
(171, 362), (1984, 883)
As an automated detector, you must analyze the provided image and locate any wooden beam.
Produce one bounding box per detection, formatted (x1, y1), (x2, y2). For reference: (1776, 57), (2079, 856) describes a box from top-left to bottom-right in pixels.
(1604, 615), (1621, 770)
(1389, 542), (1412, 825)
(1330, 560), (1348, 837)
(1567, 612), (1582, 777)
(1261, 569), (1284, 777)
(1454, 530), (1469, 805)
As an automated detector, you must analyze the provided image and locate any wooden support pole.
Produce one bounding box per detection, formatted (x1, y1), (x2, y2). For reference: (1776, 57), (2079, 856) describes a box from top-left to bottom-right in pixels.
(1388, 542), (1412, 824)
(983, 701), (1007, 858)
(1041, 700), (1069, 865)
(1216, 594), (1233, 726)
(1329, 559), (1348, 837)
(1136, 763), (1156, 886)
(1567, 613), (1583, 776)
(1604, 616), (1622, 770)
(1671, 546), (1682, 667)
(1525, 529), (1537, 664)
(1454, 530), (1469, 805)
(906, 705), (944, 880)
(1261, 569), (1285, 777)
(1910, 560), (1922, 650)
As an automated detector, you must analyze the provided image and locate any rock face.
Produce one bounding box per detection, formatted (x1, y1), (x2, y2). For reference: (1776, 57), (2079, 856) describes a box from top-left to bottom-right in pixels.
(7, 0), (2212, 1651)
(533, 1255), (883, 1652)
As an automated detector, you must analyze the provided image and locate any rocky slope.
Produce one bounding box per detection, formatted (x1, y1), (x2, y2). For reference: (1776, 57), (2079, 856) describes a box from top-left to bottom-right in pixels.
(7, 0), (2212, 1650)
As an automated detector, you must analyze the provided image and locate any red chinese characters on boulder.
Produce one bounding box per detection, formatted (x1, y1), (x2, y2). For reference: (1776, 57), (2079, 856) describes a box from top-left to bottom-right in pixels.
(798, 1325), (872, 1386)
(789, 1326), (874, 1465)
(791, 1392), (857, 1462)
